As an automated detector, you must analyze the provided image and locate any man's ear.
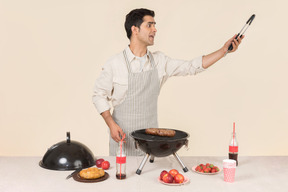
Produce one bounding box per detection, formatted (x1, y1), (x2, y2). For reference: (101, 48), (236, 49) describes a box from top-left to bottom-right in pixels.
(131, 26), (139, 36)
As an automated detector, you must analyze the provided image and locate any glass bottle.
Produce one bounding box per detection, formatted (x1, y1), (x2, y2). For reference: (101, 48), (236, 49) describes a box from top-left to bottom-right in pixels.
(116, 140), (126, 179)
(229, 131), (238, 166)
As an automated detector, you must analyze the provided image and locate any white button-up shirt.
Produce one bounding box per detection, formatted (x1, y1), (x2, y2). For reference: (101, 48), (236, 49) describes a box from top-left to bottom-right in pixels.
(92, 46), (205, 114)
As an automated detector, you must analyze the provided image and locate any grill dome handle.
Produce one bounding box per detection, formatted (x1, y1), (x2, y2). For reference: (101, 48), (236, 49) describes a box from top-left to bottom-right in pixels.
(66, 132), (71, 143)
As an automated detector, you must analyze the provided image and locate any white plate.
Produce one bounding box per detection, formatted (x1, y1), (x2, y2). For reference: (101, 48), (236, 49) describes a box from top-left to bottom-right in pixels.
(192, 166), (222, 175)
(158, 176), (189, 186)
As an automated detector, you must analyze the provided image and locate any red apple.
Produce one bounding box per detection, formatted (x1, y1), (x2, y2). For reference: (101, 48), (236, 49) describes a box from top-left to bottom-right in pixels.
(174, 173), (185, 183)
(169, 169), (179, 177)
(160, 170), (168, 180)
(162, 173), (174, 183)
(101, 161), (110, 170)
(95, 158), (104, 168)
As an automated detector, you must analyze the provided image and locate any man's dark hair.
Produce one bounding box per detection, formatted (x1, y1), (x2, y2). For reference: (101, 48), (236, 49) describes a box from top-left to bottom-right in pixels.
(124, 8), (155, 39)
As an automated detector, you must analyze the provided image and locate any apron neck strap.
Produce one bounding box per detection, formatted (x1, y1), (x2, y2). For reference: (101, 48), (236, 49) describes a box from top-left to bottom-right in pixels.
(148, 52), (155, 68)
(123, 50), (131, 73)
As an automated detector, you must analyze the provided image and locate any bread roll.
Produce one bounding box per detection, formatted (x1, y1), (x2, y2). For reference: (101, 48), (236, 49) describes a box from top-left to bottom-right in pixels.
(79, 167), (105, 179)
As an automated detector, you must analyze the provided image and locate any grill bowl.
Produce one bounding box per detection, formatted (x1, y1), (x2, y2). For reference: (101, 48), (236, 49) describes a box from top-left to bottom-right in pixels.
(130, 128), (189, 157)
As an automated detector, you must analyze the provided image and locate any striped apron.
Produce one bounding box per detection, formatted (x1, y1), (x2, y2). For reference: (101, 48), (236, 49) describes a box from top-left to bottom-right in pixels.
(109, 50), (160, 156)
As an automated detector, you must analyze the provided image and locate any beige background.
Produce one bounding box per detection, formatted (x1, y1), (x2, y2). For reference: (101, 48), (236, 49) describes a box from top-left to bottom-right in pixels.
(1, 0), (287, 157)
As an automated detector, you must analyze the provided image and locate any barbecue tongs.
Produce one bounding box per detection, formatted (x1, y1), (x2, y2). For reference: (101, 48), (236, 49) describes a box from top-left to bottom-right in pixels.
(226, 14), (256, 55)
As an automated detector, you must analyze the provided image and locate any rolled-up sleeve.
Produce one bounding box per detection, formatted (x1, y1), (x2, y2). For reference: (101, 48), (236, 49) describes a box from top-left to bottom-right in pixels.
(166, 55), (205, 77)
(92, 62), (113, 114)
(155, 51), (206, 87)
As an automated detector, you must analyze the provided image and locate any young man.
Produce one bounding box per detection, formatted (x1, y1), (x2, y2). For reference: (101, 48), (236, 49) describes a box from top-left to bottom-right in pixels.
(92, 8), (243, 156)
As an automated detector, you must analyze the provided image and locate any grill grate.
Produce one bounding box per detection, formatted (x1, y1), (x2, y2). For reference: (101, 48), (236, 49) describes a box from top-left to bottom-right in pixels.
(130, 128), (189, 141)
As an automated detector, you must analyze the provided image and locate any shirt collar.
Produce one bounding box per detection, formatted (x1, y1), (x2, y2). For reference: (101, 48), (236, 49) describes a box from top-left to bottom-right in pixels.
(125, 46), (151, 63)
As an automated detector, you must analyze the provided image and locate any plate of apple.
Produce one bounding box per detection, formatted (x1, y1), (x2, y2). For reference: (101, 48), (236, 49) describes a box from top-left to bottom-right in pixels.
(158, 169), (189, 186)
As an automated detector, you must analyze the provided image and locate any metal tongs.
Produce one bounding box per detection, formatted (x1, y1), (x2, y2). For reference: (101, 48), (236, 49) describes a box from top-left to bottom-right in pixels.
(225, 14), (256, 55)
(66, 168), (82, 180)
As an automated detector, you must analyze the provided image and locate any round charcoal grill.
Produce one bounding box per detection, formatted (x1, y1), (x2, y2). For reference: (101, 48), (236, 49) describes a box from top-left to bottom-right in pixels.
(130, 128), (189, 175)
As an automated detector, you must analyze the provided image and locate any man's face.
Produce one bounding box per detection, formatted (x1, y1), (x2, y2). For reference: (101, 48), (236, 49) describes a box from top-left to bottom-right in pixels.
(134, 15), (157, 46)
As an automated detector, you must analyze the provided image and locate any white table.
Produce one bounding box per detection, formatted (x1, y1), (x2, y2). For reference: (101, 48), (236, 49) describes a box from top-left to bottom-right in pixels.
(1, 156), (287, 192)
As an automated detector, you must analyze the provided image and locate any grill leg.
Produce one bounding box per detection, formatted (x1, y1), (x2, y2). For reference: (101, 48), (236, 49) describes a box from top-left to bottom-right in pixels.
(173, 152), (188, 172)
(136, 153), (150, 175)
(150, 155), (155, 163)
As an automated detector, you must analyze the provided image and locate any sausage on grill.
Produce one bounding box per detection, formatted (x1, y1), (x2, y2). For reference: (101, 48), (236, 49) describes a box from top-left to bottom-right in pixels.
(145, 128), (176, 137)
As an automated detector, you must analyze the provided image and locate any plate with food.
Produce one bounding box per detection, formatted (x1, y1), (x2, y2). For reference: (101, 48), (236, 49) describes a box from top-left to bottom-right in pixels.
(192, 163), (221, 175)
(73, 167), (109, 183)
(158, 176), (189, 186)
(158, 169), (189, 186)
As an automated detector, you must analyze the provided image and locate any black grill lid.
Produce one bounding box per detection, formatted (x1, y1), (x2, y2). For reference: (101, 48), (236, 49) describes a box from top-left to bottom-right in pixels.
(39, 132), (95, 171)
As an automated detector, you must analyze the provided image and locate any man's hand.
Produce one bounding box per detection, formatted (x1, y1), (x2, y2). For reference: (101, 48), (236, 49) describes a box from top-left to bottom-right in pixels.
(109, 122), (125, 142)
(223, 34), (245, 53)
(202, 34), (245, 69)
(101, 110), (125, 142)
